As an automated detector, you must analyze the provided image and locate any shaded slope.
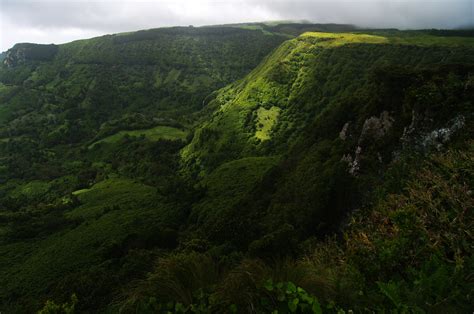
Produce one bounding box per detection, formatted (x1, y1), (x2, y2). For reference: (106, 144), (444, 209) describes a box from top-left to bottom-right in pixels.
(183, 31), (474, 248)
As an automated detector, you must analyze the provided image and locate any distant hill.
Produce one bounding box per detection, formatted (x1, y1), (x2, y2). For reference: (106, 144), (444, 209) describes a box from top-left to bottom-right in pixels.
(0, 26), (287, 150)
(212, 21), (358, 36)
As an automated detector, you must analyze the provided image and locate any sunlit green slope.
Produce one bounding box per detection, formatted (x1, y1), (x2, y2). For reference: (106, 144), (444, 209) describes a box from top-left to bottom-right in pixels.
(183, 31), (474, 174)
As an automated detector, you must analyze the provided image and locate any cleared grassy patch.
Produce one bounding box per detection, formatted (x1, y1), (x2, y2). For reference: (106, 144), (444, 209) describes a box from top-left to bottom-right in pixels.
(89, 125), (187, 149)
(255, 106), (281, 141)
(301, 32), (388, 46)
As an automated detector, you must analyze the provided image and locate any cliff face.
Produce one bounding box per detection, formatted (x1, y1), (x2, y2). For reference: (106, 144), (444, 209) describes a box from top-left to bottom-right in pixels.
(3, 43), (58, 67)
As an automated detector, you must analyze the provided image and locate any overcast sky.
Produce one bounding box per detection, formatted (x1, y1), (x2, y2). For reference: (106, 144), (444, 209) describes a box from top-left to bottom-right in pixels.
(1, 0), (473, 51)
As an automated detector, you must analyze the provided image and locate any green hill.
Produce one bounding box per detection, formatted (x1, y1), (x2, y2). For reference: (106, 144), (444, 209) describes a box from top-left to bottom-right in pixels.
(0, 25), (473, 313)
(0, 26), (287, 154)
(183, 31), (474, 169)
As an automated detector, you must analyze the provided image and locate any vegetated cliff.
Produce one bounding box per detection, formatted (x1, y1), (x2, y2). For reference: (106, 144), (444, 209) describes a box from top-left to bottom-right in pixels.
(164, 31), (473, 312)
(182, 30), (474, 261)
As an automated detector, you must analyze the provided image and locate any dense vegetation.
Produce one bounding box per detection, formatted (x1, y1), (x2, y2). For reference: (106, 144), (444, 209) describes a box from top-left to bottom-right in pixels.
(0, 23), (473, 313)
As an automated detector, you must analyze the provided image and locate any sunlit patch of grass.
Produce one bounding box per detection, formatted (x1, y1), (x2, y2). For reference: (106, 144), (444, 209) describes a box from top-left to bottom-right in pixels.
(255, 106), (281, 141)
(302, 31), (474, 48)
(71, 188), (90, 196)
(301, 32), (388, 46)
(88, 125), (187, 149)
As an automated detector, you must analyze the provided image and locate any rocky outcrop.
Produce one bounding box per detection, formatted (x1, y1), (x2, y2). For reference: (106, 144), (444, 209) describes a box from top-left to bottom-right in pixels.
(339, 122), (350, 140)
(341, 109), (467, 176)
(358, 111), (394, 145)
(341, 146), (363, 175)
(3, 43), (58, 67)
(4, 49), (24, 67)
(341, 111), (394, 176)
(420, 115), (465, 151)
(401, 110), (466, 151)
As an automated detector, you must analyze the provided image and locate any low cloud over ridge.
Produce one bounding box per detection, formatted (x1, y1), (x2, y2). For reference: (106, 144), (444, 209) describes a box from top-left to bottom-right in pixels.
(1, 0), (473, 51)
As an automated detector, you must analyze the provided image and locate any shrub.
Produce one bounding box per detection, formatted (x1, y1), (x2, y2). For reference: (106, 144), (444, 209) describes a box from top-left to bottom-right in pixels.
(38, 294), (77, 314)
(343, 146), (474, 311)
(119, 252), (220, 311)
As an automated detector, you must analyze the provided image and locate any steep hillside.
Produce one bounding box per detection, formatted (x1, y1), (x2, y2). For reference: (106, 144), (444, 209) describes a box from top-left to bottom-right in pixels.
(184, 32), (474, 172)
(183, 30), (474, 241)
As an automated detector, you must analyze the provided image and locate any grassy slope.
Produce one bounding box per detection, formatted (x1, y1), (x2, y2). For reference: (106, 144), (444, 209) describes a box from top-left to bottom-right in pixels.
(255, 106), (280, 140)
(88, 125), (187, 149)
(182, 32), (366, 168)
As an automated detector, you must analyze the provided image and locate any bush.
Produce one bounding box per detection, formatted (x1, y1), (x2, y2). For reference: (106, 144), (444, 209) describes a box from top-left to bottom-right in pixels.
(119, 252), (220, 311)
(38, 294), (77, 314)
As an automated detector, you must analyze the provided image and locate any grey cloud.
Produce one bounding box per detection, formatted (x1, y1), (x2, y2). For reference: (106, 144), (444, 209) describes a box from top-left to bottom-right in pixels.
(1, 0), (179, 32)
(1, 0), (473, 51)
(257, 0), (473, 29)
